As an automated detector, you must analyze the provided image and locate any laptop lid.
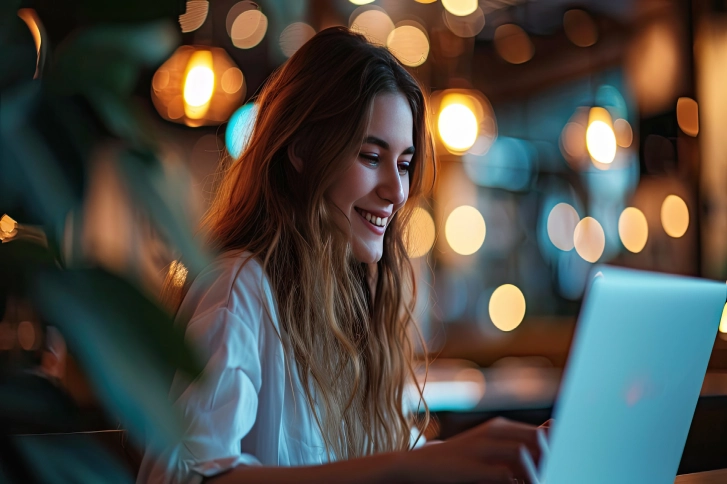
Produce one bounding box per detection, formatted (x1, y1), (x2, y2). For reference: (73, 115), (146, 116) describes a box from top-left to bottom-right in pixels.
(541, 266), (726, 483)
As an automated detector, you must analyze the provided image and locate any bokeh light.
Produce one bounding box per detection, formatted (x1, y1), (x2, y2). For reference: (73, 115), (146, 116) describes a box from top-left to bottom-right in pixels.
(280, 22), (316, 58)
(463, 137), (534, 191)
(220, 67), (243, 94)
(168, 260), (189, 288)
(434, 90), (497, 156)
(17, 8), (42, 78)
(405, 207), (436, 258)
(350, 6), (394, 46)
(442, 0), (478, 17)
(626, 19), (680, 115)
(17, 321), (36, 351)
(719, 303), (727, 334)
(439, 104), (478, 152)
(230, 9), (268, 49)
(226, 103), (258, 159)
(614, 118), (633, 148)
(349, 0), (375, 4)
(226, 1), (255, 35)
(489, 284), (526, 332)
(618, 207), (648, 253)
(563, 9), (598, 47)
(561, 121), (587, 164)
(17, 9), (41, 54)
(443, 7), (485, 38)
(548, 203), (580, 251)
(494, 24), (533, 64)
(573, 216), (605, 263)
(183, 50), (215, 119)
(179, 0), (209, 33)
(661, 195), (689, 238)
(0, 214), (18, 241)
(387, 23), (429, 67)
(677, 97), (699, 137)
(445, 205), (486, 255)
(586, 107), (616, 164)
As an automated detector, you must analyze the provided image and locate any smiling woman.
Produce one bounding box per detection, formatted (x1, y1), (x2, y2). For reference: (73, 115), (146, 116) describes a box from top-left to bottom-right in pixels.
(325, 94), (415, 263)
(140, 27), (543, 484)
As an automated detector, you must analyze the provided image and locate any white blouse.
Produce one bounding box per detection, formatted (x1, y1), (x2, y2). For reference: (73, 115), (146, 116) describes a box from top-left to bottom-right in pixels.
(137, 252), (329, 484)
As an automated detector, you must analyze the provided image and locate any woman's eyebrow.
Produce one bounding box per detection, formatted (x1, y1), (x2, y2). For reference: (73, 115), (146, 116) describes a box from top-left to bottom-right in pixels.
(363, 135), (415, 155)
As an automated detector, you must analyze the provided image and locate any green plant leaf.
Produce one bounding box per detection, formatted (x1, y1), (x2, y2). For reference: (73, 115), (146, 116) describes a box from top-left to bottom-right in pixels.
(13, 432), (133, 484)
(85, 89), (156, 149)
(1, 85), (78, 231)
(50, 21), (179, 96)
(0, 371), (83, 434)
(75, 0), (184, 24)
(31, 268), (202, 451)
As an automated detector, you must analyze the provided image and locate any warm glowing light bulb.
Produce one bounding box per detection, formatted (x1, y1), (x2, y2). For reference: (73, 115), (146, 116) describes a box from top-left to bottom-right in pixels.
(586, 110), (617, 164)
(573, 216), (605, 263)
(661, 195), (689, 238)
(547, 203), (580, 251)
(489, 284), (526, 331)
(618, 207), (648, 253)
(445, 205), (486, 255)
(439, 103), (478, 151)
(183, 50), (214, 119)
(405, 207), (436, 258)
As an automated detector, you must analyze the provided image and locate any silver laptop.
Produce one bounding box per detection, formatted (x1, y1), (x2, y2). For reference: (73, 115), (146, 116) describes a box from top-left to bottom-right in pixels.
(538, 266), (726, 484)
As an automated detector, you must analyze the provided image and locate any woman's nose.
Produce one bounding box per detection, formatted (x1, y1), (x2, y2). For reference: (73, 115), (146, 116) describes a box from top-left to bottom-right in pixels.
(376, 160), (406, 206)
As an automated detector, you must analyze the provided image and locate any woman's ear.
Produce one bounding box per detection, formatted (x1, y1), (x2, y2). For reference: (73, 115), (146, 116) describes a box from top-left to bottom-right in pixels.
(287, 144), (303, 173)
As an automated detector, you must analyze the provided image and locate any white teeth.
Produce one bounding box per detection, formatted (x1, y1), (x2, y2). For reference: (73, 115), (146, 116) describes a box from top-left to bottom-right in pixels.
(359, 209), (388, 227)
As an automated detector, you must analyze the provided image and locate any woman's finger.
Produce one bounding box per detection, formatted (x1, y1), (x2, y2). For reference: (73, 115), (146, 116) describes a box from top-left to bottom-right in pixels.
(536, 427), (549, 462)
(519, 445), (541, 484)
(476, 440), (538, 482)
(479, 420), (541, 463)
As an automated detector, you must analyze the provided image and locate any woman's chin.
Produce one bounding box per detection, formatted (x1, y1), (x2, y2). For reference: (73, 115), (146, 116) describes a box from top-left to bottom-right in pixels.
(351, 242), (383, 264)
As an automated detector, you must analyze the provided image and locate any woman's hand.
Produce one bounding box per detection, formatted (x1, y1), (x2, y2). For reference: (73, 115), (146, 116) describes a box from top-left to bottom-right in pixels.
(400, 417), (543, 484)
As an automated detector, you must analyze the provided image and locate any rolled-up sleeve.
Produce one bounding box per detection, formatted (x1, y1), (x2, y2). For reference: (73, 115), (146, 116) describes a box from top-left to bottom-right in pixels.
(138, 306), (264, 484)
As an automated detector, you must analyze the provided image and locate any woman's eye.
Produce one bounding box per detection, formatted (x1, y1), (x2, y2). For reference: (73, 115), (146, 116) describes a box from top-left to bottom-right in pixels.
(360, 153), (379, 165)
(398, 163), (411, 175)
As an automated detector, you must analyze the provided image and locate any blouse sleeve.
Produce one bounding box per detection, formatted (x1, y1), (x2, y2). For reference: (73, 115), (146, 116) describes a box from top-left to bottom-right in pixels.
(137, 305), (265, 484)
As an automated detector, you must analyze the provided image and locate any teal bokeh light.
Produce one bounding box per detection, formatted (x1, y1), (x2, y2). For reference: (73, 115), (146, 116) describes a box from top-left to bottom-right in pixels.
(225, 104), (257, 159)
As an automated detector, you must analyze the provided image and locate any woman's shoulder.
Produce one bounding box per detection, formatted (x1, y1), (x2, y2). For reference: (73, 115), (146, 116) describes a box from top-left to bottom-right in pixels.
(179, 250), (274, 324)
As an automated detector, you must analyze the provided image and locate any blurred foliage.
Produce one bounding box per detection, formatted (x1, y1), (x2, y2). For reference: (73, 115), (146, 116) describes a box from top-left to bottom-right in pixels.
(0, 0), (208, 481)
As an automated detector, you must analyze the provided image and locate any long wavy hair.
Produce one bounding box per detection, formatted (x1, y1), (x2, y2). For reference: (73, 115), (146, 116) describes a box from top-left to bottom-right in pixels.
(167, 27), (435, 460)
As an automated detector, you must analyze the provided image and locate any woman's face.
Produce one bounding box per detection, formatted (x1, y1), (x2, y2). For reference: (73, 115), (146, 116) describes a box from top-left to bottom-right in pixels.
(328, 92), (414, 263)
